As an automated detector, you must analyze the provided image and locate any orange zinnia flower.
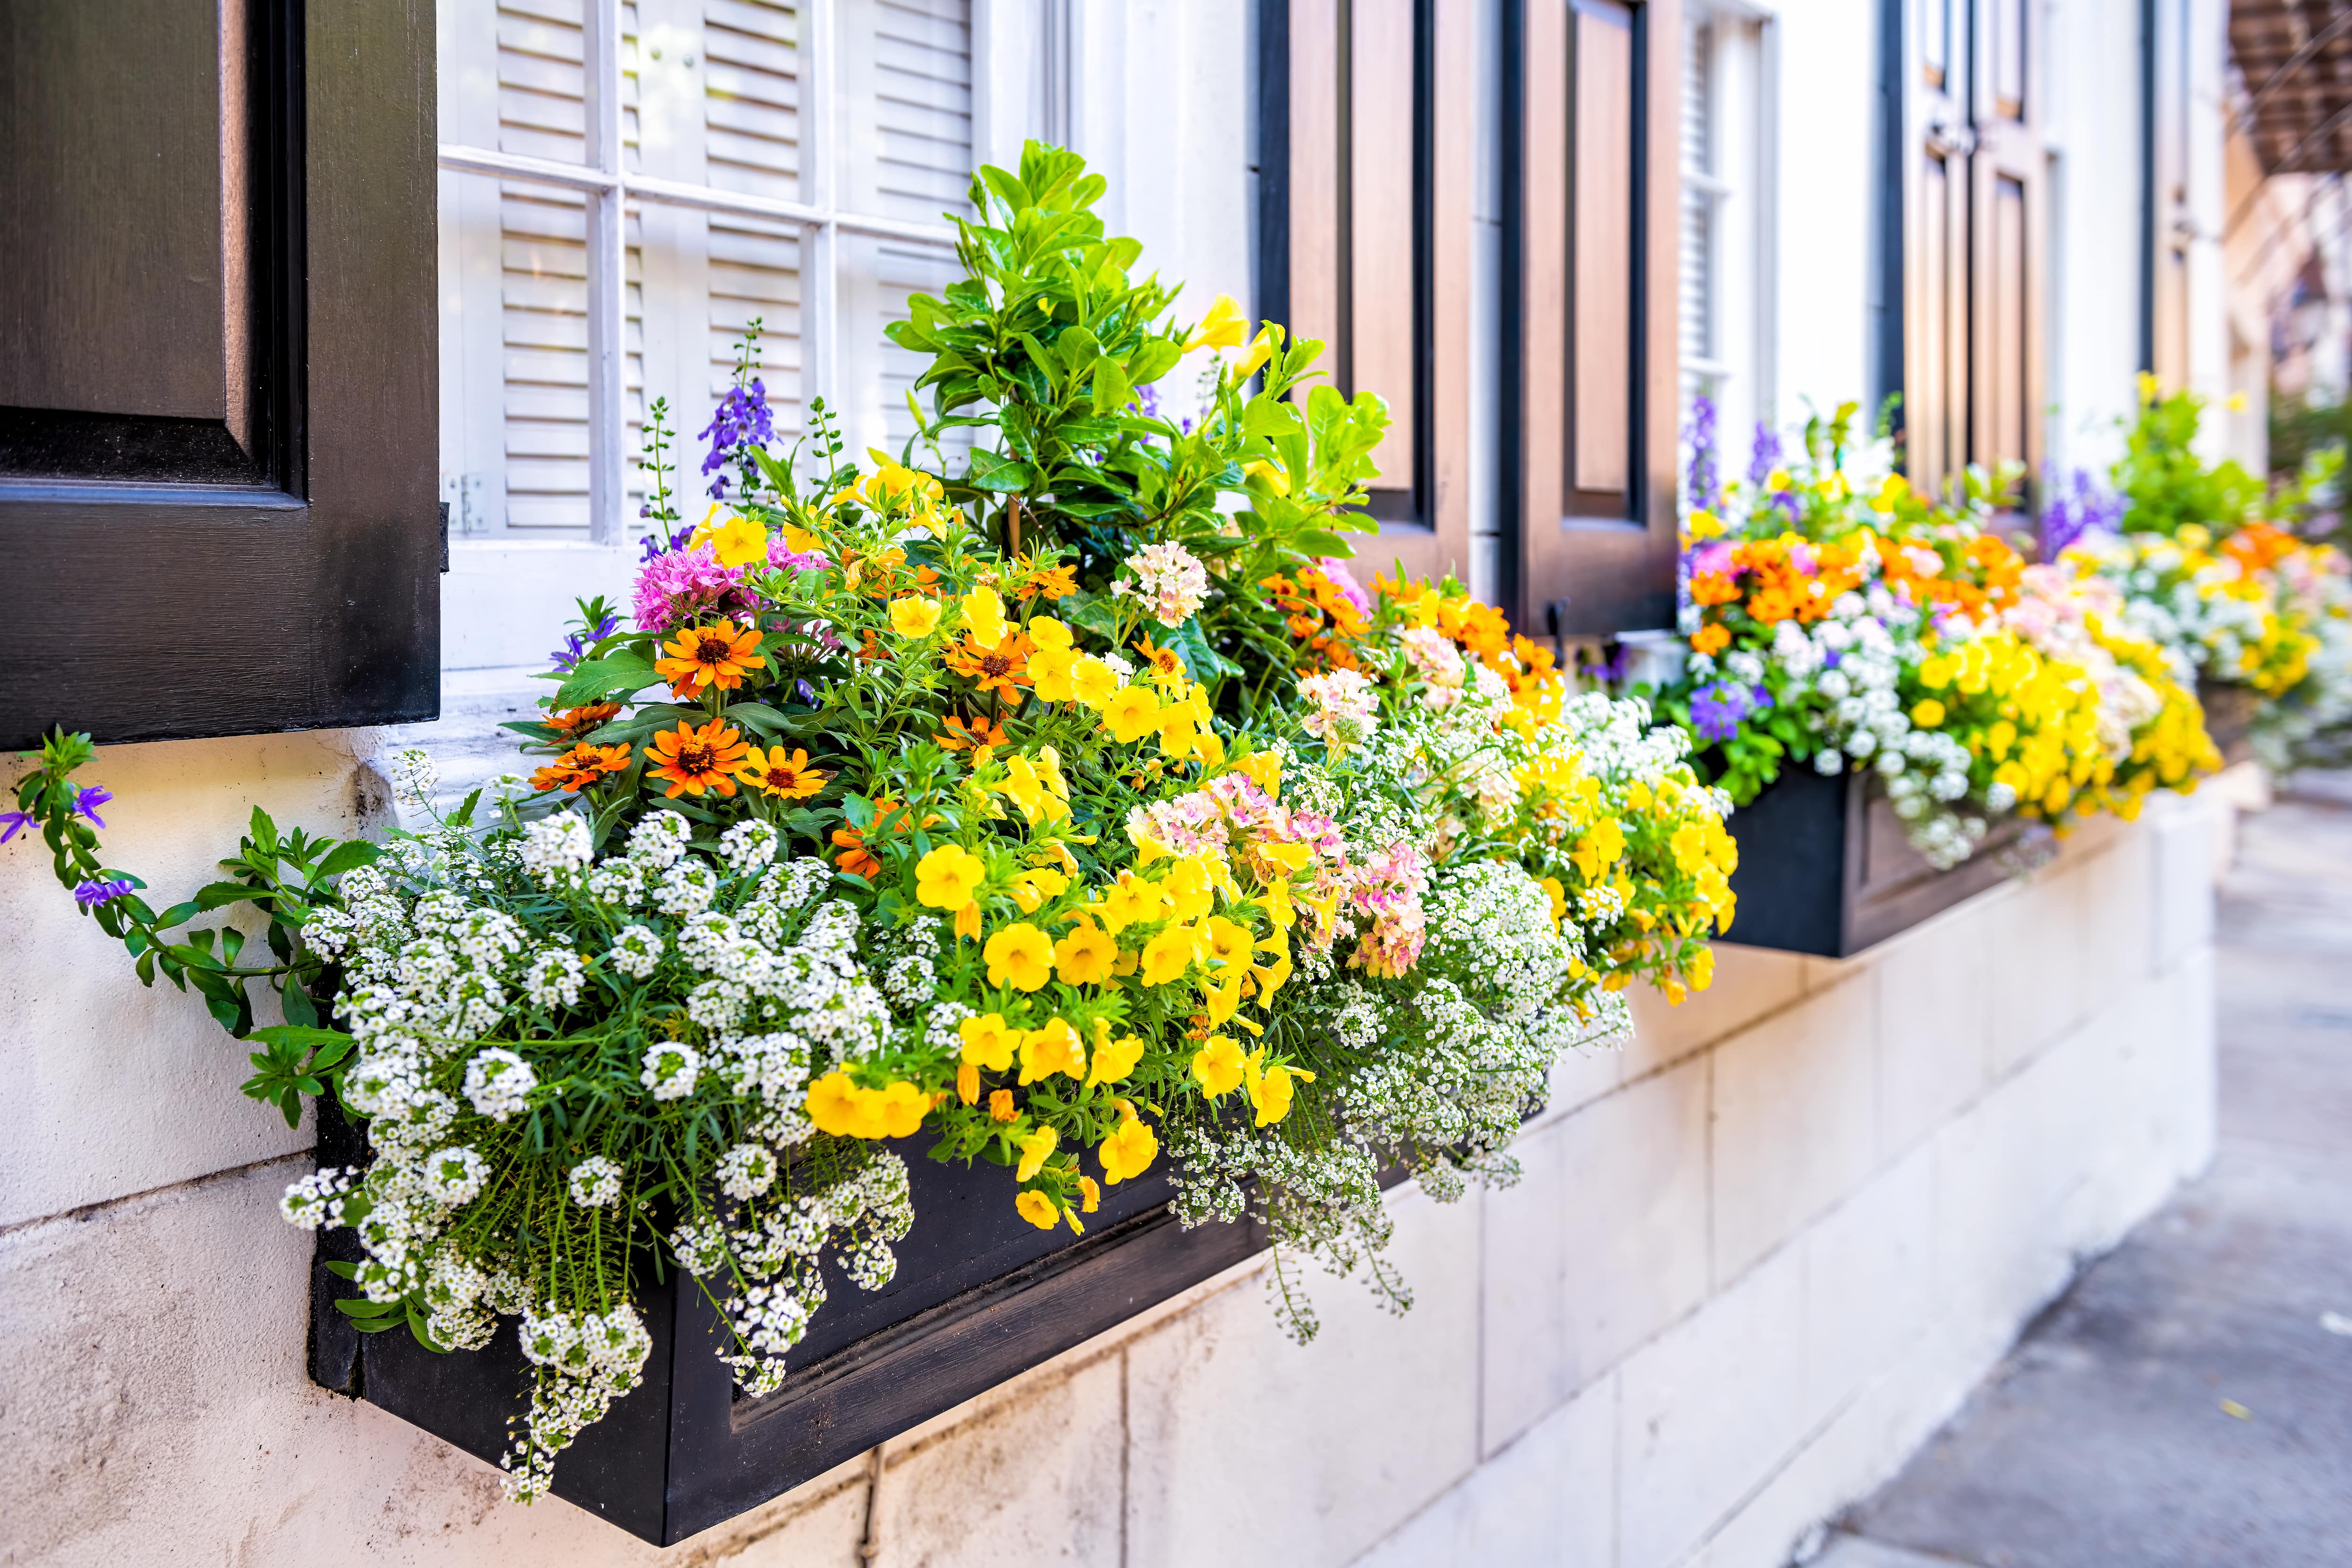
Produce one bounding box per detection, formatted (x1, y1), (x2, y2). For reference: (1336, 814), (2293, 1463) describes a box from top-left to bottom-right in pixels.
(831, 796), (938, 877)
(1018, 564), (1079, 601)
(945, 631), (1033, 702)
(937, 714), (1010, 756)
(740, 746), (829, 800)
(655, 621), (766, 697)
(548, 701), (623, 735)
(530, 741), (633, 794)
(1131, 637), (1185, 683)
(647, 717), (751, 798)
(1691, 622), (1732, 655)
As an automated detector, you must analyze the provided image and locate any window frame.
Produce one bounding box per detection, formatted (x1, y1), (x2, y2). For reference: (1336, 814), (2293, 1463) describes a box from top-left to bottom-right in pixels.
(434, 0), (965, 545)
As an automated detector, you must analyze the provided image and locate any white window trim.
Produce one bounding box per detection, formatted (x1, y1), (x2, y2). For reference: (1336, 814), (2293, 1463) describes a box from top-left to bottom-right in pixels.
(436, 0), (961, 544)
(1681, 0), (1780, 446)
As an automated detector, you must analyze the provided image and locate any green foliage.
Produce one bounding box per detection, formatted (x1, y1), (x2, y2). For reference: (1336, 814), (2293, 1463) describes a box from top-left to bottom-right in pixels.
(2114, 384), (2267, 538)
(12, 729), (370, 1123)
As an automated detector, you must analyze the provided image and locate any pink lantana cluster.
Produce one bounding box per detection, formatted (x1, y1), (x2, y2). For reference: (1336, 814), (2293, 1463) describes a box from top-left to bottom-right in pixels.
(1297, 667), (1380, 752)
(1345, 841), (1429, 979)
(1115, 541), (1211, 628)
(630, 536), (829, 633)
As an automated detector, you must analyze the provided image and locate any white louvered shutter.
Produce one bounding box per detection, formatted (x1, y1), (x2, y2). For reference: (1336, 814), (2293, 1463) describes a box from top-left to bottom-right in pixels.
(1677, 11), (1717, 408)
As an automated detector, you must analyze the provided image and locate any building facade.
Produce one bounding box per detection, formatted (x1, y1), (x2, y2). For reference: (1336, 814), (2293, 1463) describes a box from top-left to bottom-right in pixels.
(0, 1), (2255, 1564)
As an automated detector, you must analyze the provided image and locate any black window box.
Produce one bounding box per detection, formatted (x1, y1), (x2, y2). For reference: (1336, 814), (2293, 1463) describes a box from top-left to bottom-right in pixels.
(307, 1105), (1271, 1544)
(1722, 764), (2053, 958)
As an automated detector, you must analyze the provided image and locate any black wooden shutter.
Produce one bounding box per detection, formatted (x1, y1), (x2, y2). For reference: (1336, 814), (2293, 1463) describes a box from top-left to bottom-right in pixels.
(1896, 0), (2047, 497)
(0, 1), (439, 748)
(1504, 0), (1684, 641)
(1259, 0), (1473, 585)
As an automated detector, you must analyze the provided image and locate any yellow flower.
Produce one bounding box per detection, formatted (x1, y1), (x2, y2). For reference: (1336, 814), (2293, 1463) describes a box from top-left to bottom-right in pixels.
(1241, 1047), (1315, 1128)
(1243, 459), (1290, 496)
(1079, 1175), (1102, 1213)
(984, 922), (1055, 991)
(1096, 872), (1163, 932)
(1539, 876), (1567, 925)
(1140, 923), (1197, 987)
(915, 844), (988, 910)
(1030, 644), (1080, 702)
(1685, 946), (1716, 992)
(1011, 866), (1072, 913)
(1685, 509), (1724, 541)
(957, 1061), (980, 1105)
(1191, 1035), (1246, 1098)
(1201, 914), (1254, 969)
(1070, 655), (1121, 709)
(1163, 856), (1216, 920)
(1015, 1124), (1060, 1181)
(1232, 324), (1281, 380)
(1027, 615), (1073, 653)
(890, 595), (943, 638)
(1910, 698), (1946, 728)
(1054, 921), (1118, 985)
(1087, 1032), (1147, 1086)
(1102, 685), (1163, 744)
(960, 584), (1008, 645)
(1020, 1017), (1089, 1084)
(805, 1071), (863, 1137)
(958, 1012), (1020, 1072)
(1099, 1103), (1160, 1184)
(989, 1088), (1017, 1122)
(1239, 748), (1283, 794)
(690, 502), (770, 567)
(874, 1081), (931, 1138)
(1183, 292), (1247, 353)
(1014, 1189), (1060, 1230)
(955, 900), (983, 940)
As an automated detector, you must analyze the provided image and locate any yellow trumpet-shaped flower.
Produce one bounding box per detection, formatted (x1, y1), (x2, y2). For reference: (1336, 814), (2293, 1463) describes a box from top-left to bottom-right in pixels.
(1019, 1017), (1089, 1085)
(1191, 1034), (1246, 1098)
(915, 844), (989, 910)
(958, 1012), (1020, 1072)
(1014, 1189), (1060, 1230)
(1099, 1103), (1160, 1184)
(1241, 1047), (1314, 1128)
(1183, 292), (1248, 353)
(889, 595), (943, 638)
(984, 922), (1055, 992)
(1015, 1124), (1060, 1182)
(1054, 920), (1118, 986)
(1086, 1032), (1147, 1087)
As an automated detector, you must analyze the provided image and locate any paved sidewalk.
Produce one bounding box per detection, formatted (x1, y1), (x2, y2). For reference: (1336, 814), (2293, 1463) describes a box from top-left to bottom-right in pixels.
(1818, 777), (2352, 1568)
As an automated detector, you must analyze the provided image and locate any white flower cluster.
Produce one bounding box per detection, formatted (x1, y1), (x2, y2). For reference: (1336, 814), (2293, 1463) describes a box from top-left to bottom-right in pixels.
(504, 1300), (655, 1501)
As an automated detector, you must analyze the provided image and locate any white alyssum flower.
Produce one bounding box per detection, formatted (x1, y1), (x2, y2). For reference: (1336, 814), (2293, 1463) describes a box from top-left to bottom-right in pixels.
(388, 747), (438, 809)
(518, 813), (594, 885)
(280, 1166), (358, 1229)
(523, 947), (587, 1010)
(568, 1155), (623, 1208)
(641, 1042), (702, 1100)
(717, 819), (780, 874)
(462, 1048), (538, 1121)
(421, 1145), (490, 1205)
(655, 858), (720, 917)
(626, 810), (692, 868)
(609, 923), (664, 978)
(715, 1143), (779, 1200)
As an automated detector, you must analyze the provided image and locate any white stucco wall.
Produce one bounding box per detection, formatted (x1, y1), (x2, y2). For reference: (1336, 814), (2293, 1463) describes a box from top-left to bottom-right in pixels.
(0, 755), (2222, 1567)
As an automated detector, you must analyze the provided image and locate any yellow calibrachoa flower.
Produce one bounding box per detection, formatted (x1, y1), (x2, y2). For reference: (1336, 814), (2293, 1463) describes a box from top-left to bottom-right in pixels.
(1910, 698), (1946, 728)
(1140, 923), (1197, 986)
(960, 584), (1009, 645)
(1191, 1034), (1246, 1098)
(1099, 1102), (1159, 1183)
(1014, 1189), (1060, 1230)
(1069, 655), (1121, 709)
(1015, 1124), (1059, 1181)
(1101, 685), (1163, 743)
(1054, 921), (1117, 985)
(689, 502), (770, 567)
(805, 1073), (931, 1138)
(1200, 915), (1255, 969)
(1019, 1017), (1089, 1084)
(983, 922), (1054, 991)
(889, 595), (943, 638)
(1094, 870), (1163, 932)
(1086, 1032), (1146, 1087)
(915, 844), (988, 910)
(958, 1012), (1020, 1071)
(1241, 1047), (1314, 1128)
(1010, 866), (1071, 912)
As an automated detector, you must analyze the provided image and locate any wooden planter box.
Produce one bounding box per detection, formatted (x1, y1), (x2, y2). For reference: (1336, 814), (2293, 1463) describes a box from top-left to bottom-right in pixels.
(307, 1105), (1271, 1544)
(1722, 765), (2053, 958)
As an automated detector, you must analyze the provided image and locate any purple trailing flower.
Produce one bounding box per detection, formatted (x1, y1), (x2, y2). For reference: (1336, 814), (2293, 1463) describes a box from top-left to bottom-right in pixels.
(638, 523), (695, 563)
(699, 380), (775, 499)
(1685, 393), (1721, 511)
(0, 812), (32, 844)
(1748, 422), (1784, 487)
(74, 878), (134, 909)
(550, 612), (620, 672)
(1688, 680), (1773, 743)
(2037, 466), (2123, 560)
(73, 785), (111, 828)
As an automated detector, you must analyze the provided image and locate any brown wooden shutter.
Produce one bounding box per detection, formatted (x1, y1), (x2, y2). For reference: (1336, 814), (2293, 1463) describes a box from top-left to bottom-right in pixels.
(1259, 0), (1472, 584)
(1504, 0), (1683, 641)
(0, 0), (439, 746)
(1898, 0), (2047, 498)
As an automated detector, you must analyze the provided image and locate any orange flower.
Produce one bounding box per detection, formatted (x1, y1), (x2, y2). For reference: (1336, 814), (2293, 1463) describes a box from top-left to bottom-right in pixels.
(832, 826), (882, 878)
(530, 742), (633, 793)
(945, 631), (1034, 702)
(1132, 637), (1186, 683)
(646, 717), (751, 798)
(548, 701), (622, 736)
(1691, 622), (1732, 655)
(1689, 573), (1741, 607)
(1018, 563), (1079, 601)
(740, 746), (829, 800)
(937, 714), (1010, 765)
(655, 621), (766, 697)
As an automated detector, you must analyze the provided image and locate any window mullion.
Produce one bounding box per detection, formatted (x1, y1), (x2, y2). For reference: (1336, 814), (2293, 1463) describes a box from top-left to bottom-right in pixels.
(805, 0), (841, 430)
(584, 0), (628, 545)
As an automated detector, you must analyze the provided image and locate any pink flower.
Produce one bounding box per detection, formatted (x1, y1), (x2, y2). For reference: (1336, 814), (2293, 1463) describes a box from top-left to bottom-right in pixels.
(632, 543), (749, 632)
